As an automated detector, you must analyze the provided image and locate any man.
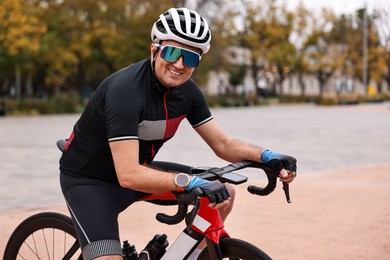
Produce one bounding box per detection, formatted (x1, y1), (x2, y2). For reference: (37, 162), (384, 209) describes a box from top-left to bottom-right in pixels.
(60, 7), (297, 260)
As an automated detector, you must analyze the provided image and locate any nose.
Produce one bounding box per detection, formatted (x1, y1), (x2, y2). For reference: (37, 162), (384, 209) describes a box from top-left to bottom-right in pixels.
(173, 56), (185, 69)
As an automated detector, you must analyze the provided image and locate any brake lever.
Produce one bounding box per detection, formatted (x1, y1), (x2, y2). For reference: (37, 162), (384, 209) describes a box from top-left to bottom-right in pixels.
(282, 183), (291, 203)
(245, 161), (292, 203)
(185, 195), (202, 234)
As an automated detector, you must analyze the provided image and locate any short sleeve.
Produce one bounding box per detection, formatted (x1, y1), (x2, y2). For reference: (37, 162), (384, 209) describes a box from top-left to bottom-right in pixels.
(186, 82), (213, 128)
(104, 77), (143, 142)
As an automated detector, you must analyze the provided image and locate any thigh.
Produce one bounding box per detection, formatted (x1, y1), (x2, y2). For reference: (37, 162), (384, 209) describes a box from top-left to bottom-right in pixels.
(60, 173), (146, 254)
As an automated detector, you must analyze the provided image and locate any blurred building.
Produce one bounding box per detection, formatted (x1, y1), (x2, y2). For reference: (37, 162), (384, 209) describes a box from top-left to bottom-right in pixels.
(205, 46), (389, 97)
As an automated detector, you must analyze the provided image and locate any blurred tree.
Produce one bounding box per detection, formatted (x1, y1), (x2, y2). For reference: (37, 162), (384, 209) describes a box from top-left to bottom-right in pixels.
(25, 0), (175, 93)
(302, 8), (345, 97)
(290, 1), (312, 97)
(357, 8), (388, 94)
(1, 0), (388, 104)
(242, 0), (297, 97)
(265, 4), (296, 97)
(330, 8), (387, 95)
(228, 65), (247, 95)
(374, 5), (390, 93)
(197, 14), (236, 90)
(0, 0), (46, 98)
(243, 1), (270, 94)
(182, 0), (230, 89)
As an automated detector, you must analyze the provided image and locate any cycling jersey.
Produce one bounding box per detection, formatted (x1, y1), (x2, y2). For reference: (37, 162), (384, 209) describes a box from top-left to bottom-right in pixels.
(60, 59), (213, 182)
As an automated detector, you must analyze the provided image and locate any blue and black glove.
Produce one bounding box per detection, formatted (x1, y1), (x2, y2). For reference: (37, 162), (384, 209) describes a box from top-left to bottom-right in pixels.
(187, 177), (230, 204)
(261, 149), (297, 174)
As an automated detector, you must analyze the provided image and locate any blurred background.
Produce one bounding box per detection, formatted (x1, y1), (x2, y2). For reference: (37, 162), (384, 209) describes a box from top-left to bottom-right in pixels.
(1, 3), (389, 258)
(0, 0), (389, 115)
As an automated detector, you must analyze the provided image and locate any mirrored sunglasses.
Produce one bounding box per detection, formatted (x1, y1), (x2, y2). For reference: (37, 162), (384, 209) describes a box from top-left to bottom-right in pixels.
(155, 44), (201, 68)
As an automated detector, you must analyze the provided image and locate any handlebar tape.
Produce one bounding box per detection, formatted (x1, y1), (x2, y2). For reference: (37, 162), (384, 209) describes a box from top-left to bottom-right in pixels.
(247, 174), (277, 196)
(156, 188), (203, 225)
(156, 204), (188, 225)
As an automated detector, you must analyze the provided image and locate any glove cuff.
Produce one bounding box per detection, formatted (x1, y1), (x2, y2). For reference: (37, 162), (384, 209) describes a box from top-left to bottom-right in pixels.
(260, 149), (272, 163)
(187, 176), (212, 191)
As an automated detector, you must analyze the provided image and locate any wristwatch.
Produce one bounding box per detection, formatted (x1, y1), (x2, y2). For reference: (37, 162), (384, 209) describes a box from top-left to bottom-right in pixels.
(174, 173), (191, 192)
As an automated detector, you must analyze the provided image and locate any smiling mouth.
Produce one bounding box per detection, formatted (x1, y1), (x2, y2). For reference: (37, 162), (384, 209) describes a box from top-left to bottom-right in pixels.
(168, 68), (182, 76)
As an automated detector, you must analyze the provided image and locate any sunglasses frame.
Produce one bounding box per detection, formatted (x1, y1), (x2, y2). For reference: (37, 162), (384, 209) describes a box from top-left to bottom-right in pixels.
(154, 43), (201, 68)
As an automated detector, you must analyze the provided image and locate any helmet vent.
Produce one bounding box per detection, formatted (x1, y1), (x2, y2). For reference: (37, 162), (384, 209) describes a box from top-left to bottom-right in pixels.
(151, 8), (211, 53)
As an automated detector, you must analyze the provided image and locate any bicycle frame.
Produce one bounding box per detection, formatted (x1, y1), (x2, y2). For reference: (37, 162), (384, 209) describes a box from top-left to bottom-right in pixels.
(166, 199), (229, 259)
(140, 192), (227, 259)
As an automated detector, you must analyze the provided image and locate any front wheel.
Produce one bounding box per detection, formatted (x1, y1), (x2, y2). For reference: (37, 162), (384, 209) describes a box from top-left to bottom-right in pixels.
(3, 212), (82, 260)
(198, 237), (272, 260)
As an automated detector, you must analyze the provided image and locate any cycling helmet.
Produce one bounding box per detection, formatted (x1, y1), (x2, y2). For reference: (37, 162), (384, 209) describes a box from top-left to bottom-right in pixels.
(151, 7), (211, 54)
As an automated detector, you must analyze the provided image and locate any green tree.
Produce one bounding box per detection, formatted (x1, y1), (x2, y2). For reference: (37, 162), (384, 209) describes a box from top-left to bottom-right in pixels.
(27, 0), (174, 93)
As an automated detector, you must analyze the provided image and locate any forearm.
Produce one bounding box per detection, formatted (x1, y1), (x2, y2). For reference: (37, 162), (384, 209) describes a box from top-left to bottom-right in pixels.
(214, 137), (264, 163)
(110, 140), (183, 193)
(118, 164), (179, 193)
(195, 120), (264, 163)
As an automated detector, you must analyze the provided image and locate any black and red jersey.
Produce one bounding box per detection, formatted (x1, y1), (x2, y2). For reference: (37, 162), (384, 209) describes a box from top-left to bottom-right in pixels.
(60, 59), (212, 182)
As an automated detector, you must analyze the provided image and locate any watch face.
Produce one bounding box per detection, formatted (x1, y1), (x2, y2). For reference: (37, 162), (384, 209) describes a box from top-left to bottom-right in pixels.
(176, 174), (189, 188)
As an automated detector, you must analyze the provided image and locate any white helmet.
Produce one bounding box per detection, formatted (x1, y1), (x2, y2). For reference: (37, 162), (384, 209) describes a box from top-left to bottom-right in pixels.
(151, 7), (211, 54)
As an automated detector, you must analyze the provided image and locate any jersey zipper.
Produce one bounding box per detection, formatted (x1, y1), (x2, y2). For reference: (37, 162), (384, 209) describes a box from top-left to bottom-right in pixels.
(147, 90), (168, 164)
(144, 143), (156, 165)
(151, 143), (155, 159)
(162, 90), (169, 139)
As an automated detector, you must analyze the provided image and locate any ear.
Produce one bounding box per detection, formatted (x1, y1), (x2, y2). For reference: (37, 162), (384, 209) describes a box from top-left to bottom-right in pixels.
(150, 43), (158, 60)
(150, 43), (156, 53)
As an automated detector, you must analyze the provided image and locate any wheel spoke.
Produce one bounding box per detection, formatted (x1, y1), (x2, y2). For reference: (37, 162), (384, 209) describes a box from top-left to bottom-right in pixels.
(53, 228), (55, 260)
(41, 228), (51, 260)
(3, 212), (80, 260)
(20, 235), (41, 259)
(64, 230), (67, 256)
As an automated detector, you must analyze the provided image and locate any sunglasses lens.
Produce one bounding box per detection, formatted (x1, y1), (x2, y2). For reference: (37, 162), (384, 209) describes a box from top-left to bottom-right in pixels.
(161, 46), (181, 62)
(160, 46), (200, 68)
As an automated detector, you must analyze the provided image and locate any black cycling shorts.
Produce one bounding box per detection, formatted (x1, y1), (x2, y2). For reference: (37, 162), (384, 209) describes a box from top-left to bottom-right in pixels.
(60, 161), (192, 260)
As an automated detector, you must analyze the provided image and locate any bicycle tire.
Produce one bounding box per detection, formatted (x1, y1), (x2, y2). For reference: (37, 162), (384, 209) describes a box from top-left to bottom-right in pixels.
(3, 212), (82, 260)
(198, 237), (272, 260)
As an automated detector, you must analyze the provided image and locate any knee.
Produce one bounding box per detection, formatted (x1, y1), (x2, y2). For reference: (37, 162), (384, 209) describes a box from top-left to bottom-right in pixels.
(224, 183), (236, 213)
(218, 183), (236, 222)
(226, 183), (236, 202)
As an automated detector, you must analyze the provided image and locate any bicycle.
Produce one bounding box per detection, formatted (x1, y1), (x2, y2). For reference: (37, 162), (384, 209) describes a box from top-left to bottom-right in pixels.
(3, 140), (293, 260)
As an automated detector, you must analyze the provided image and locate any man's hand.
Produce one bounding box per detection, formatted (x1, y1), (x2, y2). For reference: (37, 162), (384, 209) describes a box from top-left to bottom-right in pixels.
(279, 170), (296, 184)
(187, 176), (231, 209)
(261, 149), (297, 183)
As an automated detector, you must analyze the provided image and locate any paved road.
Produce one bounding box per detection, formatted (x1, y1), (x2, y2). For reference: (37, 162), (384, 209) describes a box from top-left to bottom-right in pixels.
(1, 102), (389, 210)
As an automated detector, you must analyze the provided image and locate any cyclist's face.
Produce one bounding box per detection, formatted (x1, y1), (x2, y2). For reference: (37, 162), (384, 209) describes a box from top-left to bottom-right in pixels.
(151, 40), (200, 88)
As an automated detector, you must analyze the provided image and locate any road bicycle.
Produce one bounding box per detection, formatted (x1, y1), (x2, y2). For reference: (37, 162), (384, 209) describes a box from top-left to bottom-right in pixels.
(3, 140), (293, 260)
